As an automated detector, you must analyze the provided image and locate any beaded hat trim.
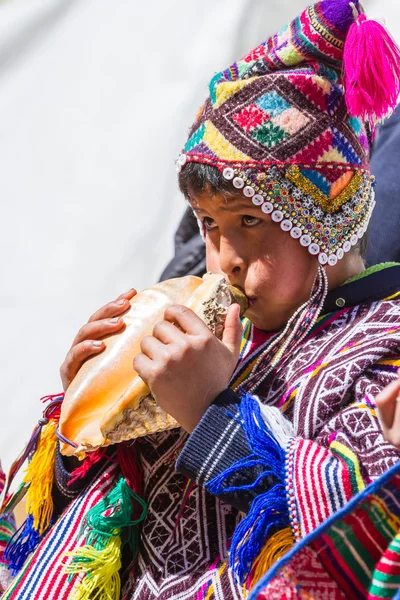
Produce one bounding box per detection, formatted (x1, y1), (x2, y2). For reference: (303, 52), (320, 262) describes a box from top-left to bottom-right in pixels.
(177, 153), (375, 266)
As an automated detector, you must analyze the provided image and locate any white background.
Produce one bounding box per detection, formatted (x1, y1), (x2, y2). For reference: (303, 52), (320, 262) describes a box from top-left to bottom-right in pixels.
(0, 0), (398, 472)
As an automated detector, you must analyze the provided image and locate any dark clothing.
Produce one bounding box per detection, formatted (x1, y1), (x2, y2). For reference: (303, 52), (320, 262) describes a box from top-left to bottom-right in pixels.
(366, 110), (400, 265)
(159, 208), (206, 281)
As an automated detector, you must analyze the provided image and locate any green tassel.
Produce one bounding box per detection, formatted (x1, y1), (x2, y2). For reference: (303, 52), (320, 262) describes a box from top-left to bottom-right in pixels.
(63, 477), (147, 598)
(80, 476), (147, 552)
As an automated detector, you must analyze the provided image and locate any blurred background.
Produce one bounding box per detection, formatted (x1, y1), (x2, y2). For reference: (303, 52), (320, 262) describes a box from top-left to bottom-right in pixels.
(0, 0), (399, 472)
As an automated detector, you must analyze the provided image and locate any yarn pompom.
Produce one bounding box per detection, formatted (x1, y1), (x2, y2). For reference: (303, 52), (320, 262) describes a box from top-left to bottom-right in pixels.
(344, 13), (400, 127)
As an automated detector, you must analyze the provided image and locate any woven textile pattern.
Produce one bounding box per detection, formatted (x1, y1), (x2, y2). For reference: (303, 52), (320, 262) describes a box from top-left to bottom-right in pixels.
(253, 464), (400, 600)
(2, 294), (400, 599)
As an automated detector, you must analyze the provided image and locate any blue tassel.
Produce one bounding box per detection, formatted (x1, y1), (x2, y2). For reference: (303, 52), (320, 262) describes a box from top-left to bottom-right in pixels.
(207, 394), (290, 584)
(5, 514), (42, 575)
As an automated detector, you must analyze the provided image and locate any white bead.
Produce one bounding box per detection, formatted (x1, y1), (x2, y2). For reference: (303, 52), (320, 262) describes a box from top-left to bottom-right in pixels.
(261, 202), (273, 214)
(300, 234), (311, 247)
(357, 227), (364, 239)
(252, 194), (264, 206)
(233, 177), (244, 189)
(328, 254), (338, 266)
(290, 227), (302, 239)
(280, 219), (293, 232)
(272, 210), (284, 223)
(243, 186), (255, 198)
(178, 154), (187, 166)
(336, 247), (344, 260)
(176, 164), (182, 173)
(223, 167), (234, 180)
(308, 243), (320, 255)
(350, 234), (359, 246)
(318, 253), (328, 265)
(343, 240), (352, 253)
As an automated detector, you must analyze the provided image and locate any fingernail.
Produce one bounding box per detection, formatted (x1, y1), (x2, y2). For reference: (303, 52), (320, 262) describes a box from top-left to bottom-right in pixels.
(109, 317), (120, 324)
(93, 341), (103, 347)
(116, 299), (126, 306)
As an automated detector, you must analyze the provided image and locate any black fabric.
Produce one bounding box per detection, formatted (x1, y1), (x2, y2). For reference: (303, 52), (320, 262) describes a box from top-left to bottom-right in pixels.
(322, 264), (400, 315)
(367, 110), (400, 266)
(159, 207), (206, 281)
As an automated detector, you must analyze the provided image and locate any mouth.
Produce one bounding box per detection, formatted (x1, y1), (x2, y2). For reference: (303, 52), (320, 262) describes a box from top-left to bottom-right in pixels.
(229, 284), (256, 309)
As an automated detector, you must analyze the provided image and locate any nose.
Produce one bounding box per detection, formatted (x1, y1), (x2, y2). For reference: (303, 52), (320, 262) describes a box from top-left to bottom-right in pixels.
(218, 236), (246, 279)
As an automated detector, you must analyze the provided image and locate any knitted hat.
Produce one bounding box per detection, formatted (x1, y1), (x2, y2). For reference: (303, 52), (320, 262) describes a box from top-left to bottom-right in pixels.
(177, 0), (400, 266)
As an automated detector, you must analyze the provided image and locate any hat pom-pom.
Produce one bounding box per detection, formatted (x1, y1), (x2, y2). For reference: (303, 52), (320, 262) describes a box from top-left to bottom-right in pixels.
(344, 10), (400, 128)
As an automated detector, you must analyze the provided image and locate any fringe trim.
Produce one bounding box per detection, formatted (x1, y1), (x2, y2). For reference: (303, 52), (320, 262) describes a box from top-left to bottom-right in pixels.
(64, 535), (121, 600)
(23, 420), (58, 535)
(62, 475), (146, 598)
(207, 394), (292, 587)
(248, 526), (293, 589)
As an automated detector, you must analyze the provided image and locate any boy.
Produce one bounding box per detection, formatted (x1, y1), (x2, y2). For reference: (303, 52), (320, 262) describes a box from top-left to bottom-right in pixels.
(3, 0), (400, 598)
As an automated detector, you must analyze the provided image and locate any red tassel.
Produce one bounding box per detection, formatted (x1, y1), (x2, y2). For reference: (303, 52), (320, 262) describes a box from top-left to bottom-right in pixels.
(117, 444), (142, 499)
(344, 11), (400, 129)
(68, 447), (107, 487)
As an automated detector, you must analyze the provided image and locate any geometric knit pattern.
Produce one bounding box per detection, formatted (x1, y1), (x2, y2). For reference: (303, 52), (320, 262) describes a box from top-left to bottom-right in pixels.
(177, 0), (373, 263)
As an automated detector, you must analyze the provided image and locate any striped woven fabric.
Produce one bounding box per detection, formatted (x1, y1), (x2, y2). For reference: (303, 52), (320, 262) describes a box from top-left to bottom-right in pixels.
(2, 461), (118, 600)
(250, 461), (400, 600)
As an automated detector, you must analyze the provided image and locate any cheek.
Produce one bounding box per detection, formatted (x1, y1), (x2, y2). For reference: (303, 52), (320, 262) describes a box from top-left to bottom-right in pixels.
(251, 233), (316, 300)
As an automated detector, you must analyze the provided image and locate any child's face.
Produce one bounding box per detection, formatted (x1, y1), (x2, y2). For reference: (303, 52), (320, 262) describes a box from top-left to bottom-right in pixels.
(190, 186), (319, 332)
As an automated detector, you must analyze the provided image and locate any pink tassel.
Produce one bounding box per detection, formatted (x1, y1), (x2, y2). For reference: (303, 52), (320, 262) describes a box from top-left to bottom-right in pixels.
(344, 12), (400, 129)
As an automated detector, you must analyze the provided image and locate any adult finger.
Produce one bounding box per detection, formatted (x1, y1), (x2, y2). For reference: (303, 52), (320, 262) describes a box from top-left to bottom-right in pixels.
(88, 289), (136, 323)
(72, 317), (125, 346)
(164, 305), (209, 336)
(60, 340), (105, 391)
(221, 304), (243, 359)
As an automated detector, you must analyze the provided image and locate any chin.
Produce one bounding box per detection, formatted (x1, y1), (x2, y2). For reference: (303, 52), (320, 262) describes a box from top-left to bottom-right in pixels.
(244, 306), (286, 332)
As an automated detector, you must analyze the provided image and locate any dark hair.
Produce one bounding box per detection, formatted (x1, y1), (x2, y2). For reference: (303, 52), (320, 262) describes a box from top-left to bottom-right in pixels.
(178, 162), (369, 259)
(178, 162), (233, 197)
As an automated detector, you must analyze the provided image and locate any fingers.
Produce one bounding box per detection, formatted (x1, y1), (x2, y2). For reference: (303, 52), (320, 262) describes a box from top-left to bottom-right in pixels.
(140, 335), (168, 361)
(221, 304), (243, 359)
(152, 320), (184, 345)
(88, 289), (136, 323)
(60, 340), (105, 391)
(164, 305), (209, 336)
(133, 352), (153, 385)
(375, 377), (400, 429)
(72, 317), (125, 346)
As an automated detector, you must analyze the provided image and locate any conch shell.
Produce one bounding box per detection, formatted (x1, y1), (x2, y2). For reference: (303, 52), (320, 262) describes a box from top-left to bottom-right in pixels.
(59, 274), (248, 457)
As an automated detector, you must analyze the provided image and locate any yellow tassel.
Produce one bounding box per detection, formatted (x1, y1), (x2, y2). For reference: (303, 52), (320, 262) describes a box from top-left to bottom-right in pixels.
(248, 526), (294, 589)
(23, 420), (57, 535)
(64, 534), (121, 600)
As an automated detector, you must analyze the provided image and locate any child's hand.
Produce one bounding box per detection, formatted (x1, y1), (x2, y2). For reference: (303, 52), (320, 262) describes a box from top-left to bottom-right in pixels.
(375, 369), (400, 448)
(133, 303), (243, 433)
(60, 289), (136, 391)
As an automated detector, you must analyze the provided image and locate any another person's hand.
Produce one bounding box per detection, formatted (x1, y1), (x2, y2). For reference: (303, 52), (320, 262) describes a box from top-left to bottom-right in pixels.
(60, 289), (136, 391)
(133, 303), (243, 433)
(376, 369), (400, 448)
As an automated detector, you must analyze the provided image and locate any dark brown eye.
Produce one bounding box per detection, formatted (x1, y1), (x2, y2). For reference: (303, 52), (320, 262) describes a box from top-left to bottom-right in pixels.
(243, 215), (261, 227)
(203, 217), (217, 230)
